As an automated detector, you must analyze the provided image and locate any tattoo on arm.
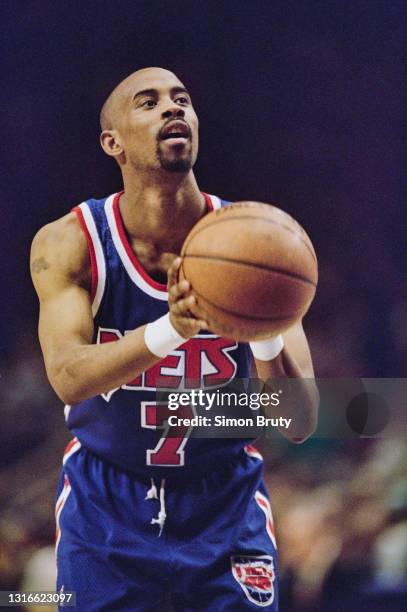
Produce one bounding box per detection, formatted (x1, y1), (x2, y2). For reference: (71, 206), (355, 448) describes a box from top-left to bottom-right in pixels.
(31, 257), (50, 274)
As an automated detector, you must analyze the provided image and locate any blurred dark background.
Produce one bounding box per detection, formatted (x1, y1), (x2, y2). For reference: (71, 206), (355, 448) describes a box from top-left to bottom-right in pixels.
(1, 1), (406, 610)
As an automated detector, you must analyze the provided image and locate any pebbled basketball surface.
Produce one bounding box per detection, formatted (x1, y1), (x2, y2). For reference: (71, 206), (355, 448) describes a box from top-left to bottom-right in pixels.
(181, 202), (318, 341)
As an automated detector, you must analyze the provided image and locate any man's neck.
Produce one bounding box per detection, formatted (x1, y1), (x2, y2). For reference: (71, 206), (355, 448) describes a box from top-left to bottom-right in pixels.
(119, 170), (206, 253)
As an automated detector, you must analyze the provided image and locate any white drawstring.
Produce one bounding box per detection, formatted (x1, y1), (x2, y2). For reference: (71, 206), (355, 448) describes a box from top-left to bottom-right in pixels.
(145, 478), (158, 500)
(145, 478), (166, 536)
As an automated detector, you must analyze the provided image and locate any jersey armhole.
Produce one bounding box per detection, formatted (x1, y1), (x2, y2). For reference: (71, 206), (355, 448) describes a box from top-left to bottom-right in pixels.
(72, 204), (106, 317)
(72, 205), (97, 302)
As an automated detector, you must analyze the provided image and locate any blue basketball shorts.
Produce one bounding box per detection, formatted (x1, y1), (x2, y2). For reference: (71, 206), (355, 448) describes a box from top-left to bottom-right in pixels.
(55, 440), (278, 610)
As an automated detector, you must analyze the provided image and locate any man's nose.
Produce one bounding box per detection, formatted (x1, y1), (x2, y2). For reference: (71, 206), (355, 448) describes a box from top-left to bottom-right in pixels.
(162, 104), (185, 120)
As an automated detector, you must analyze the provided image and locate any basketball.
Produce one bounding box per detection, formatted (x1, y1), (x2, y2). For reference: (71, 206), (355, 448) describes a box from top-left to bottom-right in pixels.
(180, 201), (318, 341)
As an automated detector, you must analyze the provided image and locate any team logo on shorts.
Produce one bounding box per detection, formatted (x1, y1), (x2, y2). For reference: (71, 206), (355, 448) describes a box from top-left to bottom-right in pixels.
(231, 554), (275, 607)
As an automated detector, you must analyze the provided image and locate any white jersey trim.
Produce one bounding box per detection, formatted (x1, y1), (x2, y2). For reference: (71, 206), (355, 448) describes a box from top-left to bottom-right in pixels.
(105, 194), (169, 301)
(104, 192), (222, 300)
(62, 438), (82, 465)
(255, 490), (277, 550)
(55, 475), (72, 558)
(77, 201), (106, 317)
(244, 444), (263, 461)
(207, 194), (222, 210)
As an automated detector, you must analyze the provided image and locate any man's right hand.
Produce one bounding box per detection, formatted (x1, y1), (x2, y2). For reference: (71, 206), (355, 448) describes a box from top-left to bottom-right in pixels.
(167, 257), (208, 338)
(31, 216), (210, 405)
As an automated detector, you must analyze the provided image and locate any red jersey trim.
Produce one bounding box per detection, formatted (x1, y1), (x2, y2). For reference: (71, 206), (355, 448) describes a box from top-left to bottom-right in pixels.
(255, 491), (277, 549)
(112, 192), (167, 292)
(202, 192), (214, 212)
(112, 191), (216, 292)
(72, 205), (98, 302)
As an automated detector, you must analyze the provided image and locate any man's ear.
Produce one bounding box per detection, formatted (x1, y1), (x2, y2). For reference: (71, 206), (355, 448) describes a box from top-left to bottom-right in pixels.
(100, 130), (124, 159)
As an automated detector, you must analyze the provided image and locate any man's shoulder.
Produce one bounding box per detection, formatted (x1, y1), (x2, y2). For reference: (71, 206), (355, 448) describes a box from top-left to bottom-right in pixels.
(32, 211), (85, 252)
(32, 190), (112, 245)
(31, 211), (90, 285)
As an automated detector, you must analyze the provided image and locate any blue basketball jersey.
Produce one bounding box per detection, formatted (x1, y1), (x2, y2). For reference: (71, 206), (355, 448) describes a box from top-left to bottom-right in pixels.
(66, 192), (253, 481)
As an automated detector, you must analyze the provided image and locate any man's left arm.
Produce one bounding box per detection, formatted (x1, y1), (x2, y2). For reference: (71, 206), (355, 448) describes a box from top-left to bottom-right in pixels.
(252, 320), (319, 443)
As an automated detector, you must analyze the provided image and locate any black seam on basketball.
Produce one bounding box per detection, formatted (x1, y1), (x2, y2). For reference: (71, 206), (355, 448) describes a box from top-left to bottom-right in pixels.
(183, 214), (317, 262)
(192, 288), (298, 321)
(180, 259), (185, 281)
(183, 254), (317, 287)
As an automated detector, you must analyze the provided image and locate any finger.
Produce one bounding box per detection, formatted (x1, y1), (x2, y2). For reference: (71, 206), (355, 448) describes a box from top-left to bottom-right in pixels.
(177, 317), (209, 333)
(168, 280), (191, 305)
(170, 294), (197, 316)
(187, 299), (209, 322)
(167, 257), (182, 290)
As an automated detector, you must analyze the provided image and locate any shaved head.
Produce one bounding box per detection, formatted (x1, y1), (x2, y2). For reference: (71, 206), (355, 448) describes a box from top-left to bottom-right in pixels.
(100, 67), (180, 131)
(100, 91), (119, 131)
(99, 66), (198, 174)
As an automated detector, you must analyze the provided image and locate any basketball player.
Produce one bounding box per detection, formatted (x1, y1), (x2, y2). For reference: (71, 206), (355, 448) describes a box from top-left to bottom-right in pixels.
(31, 67), (318, 610)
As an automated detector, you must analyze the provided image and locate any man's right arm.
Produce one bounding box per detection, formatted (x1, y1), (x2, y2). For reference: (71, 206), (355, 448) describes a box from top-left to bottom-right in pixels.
(30, 213), (206, 405)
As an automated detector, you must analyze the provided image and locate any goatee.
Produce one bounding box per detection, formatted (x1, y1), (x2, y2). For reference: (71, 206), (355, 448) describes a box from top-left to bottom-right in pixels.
(156, 137), (193, 172)
(158, 156), (193, 172)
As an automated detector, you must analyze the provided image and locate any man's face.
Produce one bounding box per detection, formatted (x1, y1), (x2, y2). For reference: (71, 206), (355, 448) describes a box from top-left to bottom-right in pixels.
(114, 69), (199, 173)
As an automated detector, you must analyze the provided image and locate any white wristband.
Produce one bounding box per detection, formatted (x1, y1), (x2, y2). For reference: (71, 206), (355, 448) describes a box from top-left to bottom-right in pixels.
(249, 335), (284, 361)
(144, 313), (187, 358)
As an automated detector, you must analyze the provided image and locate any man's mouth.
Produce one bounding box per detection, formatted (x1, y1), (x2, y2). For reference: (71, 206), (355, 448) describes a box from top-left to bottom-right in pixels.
(160, 120), (191, 142)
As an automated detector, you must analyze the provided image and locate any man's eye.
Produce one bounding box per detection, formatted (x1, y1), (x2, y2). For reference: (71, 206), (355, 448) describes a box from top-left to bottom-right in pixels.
(142, 99), (156, 108)
(176, 96), (189, 105)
